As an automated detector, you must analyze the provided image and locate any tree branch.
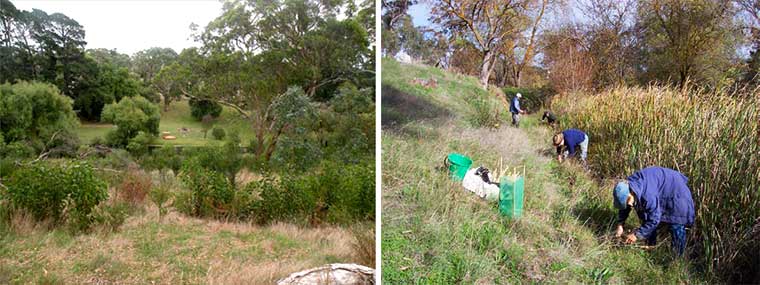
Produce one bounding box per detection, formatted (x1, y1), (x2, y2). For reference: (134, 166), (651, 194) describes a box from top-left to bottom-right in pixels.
(181, 91), (251, 119)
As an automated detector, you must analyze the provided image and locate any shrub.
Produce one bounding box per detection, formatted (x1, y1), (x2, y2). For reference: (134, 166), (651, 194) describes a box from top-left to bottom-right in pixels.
(101, 96), (160, 147)
(178, 159), (234, 218)
(0, 82), (79, 155)
(91, 202), (130, 233)
(189, 98), (222, 121)
(502, 86), (550, 112)
(464, 94), (502, 128)
(248, 161), (374, 226)
(247, 177), (316, 225)
(116, 167), (152, 206)
(211, 127), (226, 140)
(126, 131), (155, 156)
(142, 145), (182, 175)
(149, 186), (172, 220)
(5, 161), (108, 231)
(553, 85), (760, 281)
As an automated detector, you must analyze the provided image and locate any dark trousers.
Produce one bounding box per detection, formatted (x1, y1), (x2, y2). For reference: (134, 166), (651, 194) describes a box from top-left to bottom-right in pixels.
(645, 223), (686, 256)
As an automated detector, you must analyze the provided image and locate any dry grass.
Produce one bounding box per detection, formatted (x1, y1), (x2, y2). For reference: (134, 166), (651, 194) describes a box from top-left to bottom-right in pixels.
(0, 205), (364, 284)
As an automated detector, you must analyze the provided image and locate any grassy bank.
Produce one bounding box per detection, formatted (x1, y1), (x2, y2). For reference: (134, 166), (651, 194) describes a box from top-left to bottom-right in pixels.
(381, 58), (702, 283)
(552, 86), (760, 282)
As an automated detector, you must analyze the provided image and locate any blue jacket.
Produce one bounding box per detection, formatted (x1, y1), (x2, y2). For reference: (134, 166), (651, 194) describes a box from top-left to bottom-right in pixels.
(617, 167), (695, 239)
(557, 129), (586, 157)
(509, 96), (521, 114)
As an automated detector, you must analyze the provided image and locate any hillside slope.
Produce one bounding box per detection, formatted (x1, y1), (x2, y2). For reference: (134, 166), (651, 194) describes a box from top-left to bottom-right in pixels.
(381, 58), (702, 283)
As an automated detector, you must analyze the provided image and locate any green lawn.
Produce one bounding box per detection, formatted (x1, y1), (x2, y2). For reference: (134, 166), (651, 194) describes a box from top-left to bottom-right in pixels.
(78, 99), (254, 146)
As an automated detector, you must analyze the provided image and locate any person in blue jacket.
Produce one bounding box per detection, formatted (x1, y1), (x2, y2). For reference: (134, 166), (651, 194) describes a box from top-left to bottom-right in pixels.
(552, 129), (589, 164)
(613, 166), (695, 256)
(509, 93), (526, 127)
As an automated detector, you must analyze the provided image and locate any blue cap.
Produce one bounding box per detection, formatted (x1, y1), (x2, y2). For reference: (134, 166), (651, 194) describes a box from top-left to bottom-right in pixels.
(613, 182), (630, 209)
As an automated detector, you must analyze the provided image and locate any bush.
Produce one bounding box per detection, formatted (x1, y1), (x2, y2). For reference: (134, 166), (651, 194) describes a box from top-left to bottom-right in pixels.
(503, 86), (551, 112)
(126, 131), (155, 156)
(116, 167), (152, 206)
(149, 186), (172, 220)
(248, 161), (374, 225)
(464, 94), (502, 128)
(0, 82), (79, 154)
(178, 159), (234, 218)
(141, 145), (182, 175)
(247, 177), (316, 225)
(211, 127), (226, 140)
(91, 202), (130, 233)
(101, 96), (160, 147)
(189, 98), (222, 121)
(5, 161), (108, 231)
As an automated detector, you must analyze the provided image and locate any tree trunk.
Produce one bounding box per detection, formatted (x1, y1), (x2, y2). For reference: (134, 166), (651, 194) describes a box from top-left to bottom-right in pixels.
(479, 50), (494, 88)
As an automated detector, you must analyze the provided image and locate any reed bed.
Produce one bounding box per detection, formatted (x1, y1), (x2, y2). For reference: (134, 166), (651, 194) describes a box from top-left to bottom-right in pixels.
(553, 85), (760, 281)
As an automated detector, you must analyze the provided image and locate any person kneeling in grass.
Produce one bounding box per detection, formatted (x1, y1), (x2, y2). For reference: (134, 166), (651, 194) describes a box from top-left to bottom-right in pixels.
(613, 166), (695, 256)
(552, 129), (588, 165)
(541, 110), (557, 126)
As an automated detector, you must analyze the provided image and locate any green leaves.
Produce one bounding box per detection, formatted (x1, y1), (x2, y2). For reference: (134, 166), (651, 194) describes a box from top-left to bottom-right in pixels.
(101, 96), (160, 147)
(5, 161), (107, 231)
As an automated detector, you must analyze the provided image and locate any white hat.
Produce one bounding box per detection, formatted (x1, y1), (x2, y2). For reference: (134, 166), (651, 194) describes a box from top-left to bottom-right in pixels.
(516, 93), (522, 98)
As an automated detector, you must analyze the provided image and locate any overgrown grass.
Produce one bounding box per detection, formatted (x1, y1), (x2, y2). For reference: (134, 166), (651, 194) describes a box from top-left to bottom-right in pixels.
(78, 99), (253, 146)
(552, 85), (760, 282)
(0, 204), (363, 284)
(381, 58), (703, 283)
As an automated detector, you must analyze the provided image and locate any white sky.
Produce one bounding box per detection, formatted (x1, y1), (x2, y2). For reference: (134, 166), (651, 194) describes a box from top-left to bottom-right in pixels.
(11, 0), (224, 56)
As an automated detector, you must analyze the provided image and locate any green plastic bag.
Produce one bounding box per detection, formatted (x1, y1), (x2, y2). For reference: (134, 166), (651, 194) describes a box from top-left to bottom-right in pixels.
(499, 176), (524, 219)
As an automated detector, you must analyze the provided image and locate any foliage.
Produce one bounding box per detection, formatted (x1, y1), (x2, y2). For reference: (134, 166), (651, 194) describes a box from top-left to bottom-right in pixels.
(0, 81), (79, 155)
(126, 131), (155, 156)
(553, 85), (760, 282)
(248, 161), (374, 225)
(4, 161), (107, 231)
(177, 159), (234, 218)
(131, 47), (178, 83)
(90, 202), (130, 233)
(464, 94), (502, 128)
(211, 127), (226, 140)
(101, 96), (160, 147)
(149, 186), (173, 220)
(320, 84), (375, 163)
(141, 144), (182, 175)
(188, 98), (222, 121)
(502, 86), (551, 112)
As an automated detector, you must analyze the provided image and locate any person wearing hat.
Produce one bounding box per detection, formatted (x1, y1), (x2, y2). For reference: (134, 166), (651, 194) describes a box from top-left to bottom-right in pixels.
(509, 93), (526, 127)
(613, 166), (695, 256)
(552, 128), (588, 164)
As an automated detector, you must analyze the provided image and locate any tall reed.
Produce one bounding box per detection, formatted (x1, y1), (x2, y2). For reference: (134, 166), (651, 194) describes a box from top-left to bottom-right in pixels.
(553, 85), (760, 281)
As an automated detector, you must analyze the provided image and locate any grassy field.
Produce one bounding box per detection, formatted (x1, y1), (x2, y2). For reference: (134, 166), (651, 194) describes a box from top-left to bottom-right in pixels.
(78, 99), (253, 146)
(381, 58), (702, 283)
(0, 209), (366, 284)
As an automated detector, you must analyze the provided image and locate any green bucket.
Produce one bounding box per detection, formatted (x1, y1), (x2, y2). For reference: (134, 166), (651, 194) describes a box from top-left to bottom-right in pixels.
(445, 153), (472, 181)
(499, 176), (524, 219)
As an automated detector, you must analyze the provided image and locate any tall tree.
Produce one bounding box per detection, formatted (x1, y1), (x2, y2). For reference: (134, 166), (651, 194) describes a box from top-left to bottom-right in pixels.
(130, 47), (177, 83)
(430, 0), (529, 87)
(636, 0), (738, 87)
(503, 0), (550, 87)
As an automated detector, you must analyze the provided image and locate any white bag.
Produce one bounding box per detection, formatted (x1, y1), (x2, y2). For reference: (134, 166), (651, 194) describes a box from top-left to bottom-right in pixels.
(462, 167), (500, 201)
